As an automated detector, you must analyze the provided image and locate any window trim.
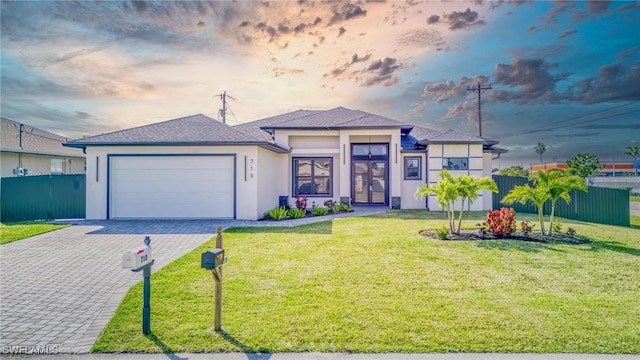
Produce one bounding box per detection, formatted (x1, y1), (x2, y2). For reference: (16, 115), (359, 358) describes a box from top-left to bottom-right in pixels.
(404, 156), (422, 180)
(443, 157), (469, 170)
(292, 157), (333, 197)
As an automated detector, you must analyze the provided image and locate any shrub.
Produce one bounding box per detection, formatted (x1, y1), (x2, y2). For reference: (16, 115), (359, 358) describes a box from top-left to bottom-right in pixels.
(520, 221), (535, 238)
(337, 203), (353, 212)
(324, 199), (336, 208)
(287, 208), (306, 219)
(476, 222), (488, 239)
(310, 207), (328, 216)
(485, 208), (516, 237)
(435, 226), (449, 240)
(567, 227), (577, 237)
(267, 206), (288, 221)
(552, 218), (563, 233)
(295, 194), (307, 210)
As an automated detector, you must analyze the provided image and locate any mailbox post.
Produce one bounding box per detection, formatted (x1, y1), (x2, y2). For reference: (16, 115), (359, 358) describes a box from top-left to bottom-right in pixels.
(122, 236), (155, 334)
(201, 226), (227, 331)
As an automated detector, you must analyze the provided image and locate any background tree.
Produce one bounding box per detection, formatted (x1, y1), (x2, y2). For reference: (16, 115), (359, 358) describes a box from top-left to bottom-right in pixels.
(499, 165), (529, 177)
(415, 170), (498, 235)
(626, 145), (639, 176)
(567, 153), (601, 178)
(534, 142), (546, 163)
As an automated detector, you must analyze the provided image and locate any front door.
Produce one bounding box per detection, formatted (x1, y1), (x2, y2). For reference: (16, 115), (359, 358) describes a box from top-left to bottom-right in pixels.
(352, 144), (389, 205)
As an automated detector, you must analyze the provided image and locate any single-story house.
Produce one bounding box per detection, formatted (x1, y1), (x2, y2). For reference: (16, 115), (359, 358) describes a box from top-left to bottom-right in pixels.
(64, 107), (506, 220)
(1, 117), (85, 178)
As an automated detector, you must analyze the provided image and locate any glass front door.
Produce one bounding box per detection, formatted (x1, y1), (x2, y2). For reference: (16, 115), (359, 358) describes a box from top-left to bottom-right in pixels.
(353, 160), (387, 204)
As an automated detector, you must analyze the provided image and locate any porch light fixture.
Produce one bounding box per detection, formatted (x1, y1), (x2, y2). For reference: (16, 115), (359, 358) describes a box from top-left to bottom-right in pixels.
(368, 136), (372, 159)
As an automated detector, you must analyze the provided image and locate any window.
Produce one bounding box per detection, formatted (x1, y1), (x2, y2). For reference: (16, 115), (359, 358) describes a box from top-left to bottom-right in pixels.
(293, 158), (332, 196)
(404, 156), (422, 180)
(443, 157), (469, 170)
(50, 158), (65, 174)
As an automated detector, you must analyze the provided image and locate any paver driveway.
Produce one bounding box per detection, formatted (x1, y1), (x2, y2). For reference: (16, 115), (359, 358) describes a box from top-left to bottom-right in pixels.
(0, 220), (239, 354)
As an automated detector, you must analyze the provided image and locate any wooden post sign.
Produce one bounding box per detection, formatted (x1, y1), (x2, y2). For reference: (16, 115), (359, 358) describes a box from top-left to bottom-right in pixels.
(200, 226), (227, 332)
(213, 226), (223, 331)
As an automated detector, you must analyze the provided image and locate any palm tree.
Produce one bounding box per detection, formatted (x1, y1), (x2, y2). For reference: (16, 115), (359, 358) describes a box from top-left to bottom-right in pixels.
(502, 169), (588, 236)
(626, 145), (640, 176)
(415, 170), (498, 234)
(501, 180), (550, 235)
(534, 142), (546, 164)
(540, 169), (588, 235)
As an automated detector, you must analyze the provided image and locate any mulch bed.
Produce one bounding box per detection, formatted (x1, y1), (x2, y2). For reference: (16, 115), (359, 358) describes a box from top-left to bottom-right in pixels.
(419, 229), (591, 244)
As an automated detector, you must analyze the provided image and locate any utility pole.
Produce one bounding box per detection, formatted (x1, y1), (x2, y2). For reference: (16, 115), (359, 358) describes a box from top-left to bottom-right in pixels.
(215, 91), (235, 124)
(467, 81), (491, 137)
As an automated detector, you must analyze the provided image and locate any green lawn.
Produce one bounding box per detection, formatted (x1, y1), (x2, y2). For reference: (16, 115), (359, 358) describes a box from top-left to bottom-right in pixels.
(631, 195), (640, 202)
(0, 222), (69, 245)
(94, 212), (640, 353)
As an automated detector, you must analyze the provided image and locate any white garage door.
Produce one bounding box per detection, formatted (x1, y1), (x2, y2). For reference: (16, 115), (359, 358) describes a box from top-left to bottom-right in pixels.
(110, 156), (235, 219)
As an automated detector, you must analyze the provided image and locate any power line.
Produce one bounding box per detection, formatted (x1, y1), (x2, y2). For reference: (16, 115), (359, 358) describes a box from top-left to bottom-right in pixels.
(498, 101), (638, 138)
(500, 108), (640, 139)
(467, 81), (492, 137)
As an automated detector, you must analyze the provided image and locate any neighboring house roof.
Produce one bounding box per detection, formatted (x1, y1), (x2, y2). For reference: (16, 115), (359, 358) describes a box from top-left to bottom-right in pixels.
(0, 117), (84, 158)
(64, 114), (290, 152)
(257, 107), (414, 132)
(418, 129), (487, 144)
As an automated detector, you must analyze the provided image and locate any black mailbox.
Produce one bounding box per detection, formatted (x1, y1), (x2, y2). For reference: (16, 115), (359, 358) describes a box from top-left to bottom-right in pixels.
(201, 248), (225, 269)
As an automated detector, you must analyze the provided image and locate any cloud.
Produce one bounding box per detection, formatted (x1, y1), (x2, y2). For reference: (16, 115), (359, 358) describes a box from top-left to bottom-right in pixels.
(557, 30), (577, 40)
(324, 56), (404, 87)
(587, 0), (611, 14)
(443, 8), (485, 30)
(491, 58), (569, 104)
(396, 28), (444, 48)
(426, 14), (440, 25)
(569, 62), (640, 104)
(422, 75), (490, 103)
(328, 3), (367, 25)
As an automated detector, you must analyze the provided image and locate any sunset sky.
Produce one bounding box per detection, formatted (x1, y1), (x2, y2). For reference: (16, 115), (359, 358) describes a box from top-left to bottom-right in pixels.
(1, 0), (639, 168)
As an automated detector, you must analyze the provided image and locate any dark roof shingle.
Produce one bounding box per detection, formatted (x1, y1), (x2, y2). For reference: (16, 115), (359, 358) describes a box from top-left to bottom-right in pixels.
(1, 118), (84, 157)
(65, 114), (266, 146)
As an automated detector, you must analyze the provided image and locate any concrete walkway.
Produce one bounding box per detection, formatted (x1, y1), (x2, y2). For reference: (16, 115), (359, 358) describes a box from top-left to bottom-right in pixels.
(0, 209), (387, 354)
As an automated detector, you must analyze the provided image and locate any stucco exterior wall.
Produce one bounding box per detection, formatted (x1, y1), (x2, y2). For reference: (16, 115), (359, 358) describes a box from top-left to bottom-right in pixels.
(400, 152), (427, 209)
(84, 145), (263, 220)
(0, 152), (85, 177)
(426, 143), (486, 212)
(256, 147), (285, 218)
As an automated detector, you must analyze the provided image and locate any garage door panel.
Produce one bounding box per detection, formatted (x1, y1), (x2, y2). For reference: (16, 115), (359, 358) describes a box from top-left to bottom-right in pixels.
(110, 156), (235, 219)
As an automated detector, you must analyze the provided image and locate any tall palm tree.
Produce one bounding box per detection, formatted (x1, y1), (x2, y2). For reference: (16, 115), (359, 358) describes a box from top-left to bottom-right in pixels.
(626, 145), (640, 176)
(534, 142), (546, 164)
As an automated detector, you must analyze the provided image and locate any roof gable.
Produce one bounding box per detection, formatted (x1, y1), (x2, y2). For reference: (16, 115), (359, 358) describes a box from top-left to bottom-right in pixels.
(1, 118), (84, 157)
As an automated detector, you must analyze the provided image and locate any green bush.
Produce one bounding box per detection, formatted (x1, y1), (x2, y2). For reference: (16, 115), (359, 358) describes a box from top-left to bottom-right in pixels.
(287, 208), (307, 219)
(311, 207), (329, 216)
(267, 206), (288, 221)
(435, 226), (449, 240)
(552, 219), (563, 233)
(337, 203), (353, 212)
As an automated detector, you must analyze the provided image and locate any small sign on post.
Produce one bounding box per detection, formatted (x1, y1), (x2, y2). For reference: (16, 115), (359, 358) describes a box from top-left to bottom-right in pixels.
(122, 236), (155, 334)
(201, 226), (227, 331)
